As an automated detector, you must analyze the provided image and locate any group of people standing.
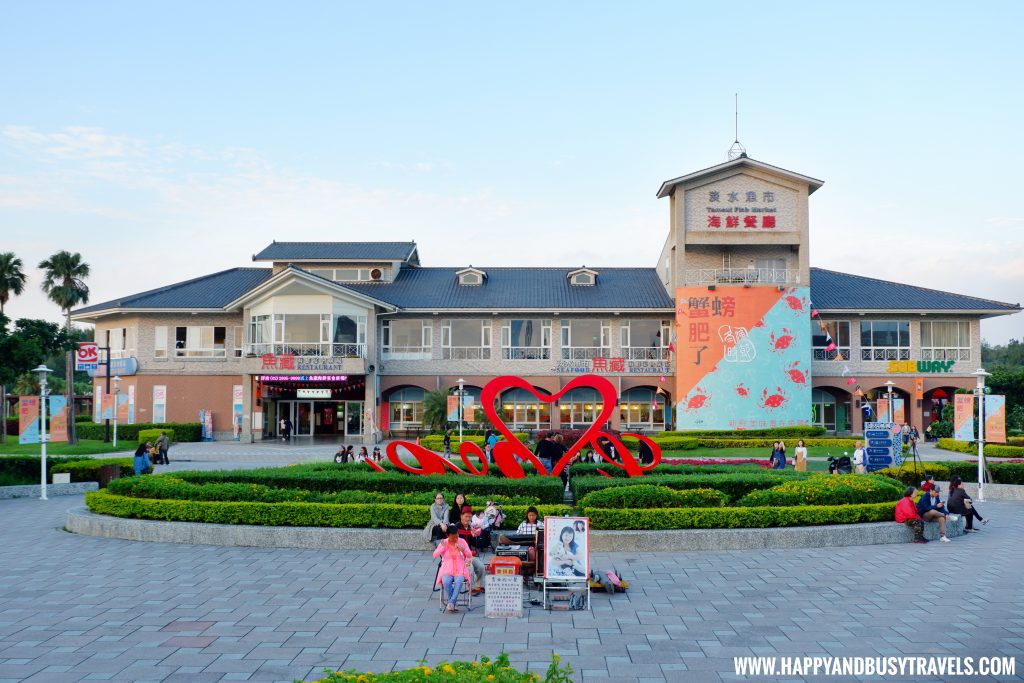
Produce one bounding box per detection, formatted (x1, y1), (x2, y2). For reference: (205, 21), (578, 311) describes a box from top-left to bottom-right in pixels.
(769, 440), (808, 471)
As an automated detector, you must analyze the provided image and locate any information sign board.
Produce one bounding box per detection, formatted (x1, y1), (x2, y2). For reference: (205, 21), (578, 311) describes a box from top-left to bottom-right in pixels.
(485, 574), (523, 618)
(863, 422), (903, 472)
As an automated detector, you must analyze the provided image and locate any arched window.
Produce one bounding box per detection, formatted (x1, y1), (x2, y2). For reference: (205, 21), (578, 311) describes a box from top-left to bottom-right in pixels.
(500, 388), (551, 430)
(388, 387), (425, 428)
(619, 388), (665, 430)
(559, 387), (605, 429)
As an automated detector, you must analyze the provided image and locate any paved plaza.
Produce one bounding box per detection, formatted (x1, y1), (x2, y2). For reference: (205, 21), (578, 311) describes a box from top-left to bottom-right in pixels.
(0, 487), (1022, 683)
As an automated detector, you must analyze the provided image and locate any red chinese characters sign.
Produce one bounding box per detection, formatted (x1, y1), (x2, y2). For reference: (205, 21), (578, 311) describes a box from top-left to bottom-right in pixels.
(366, 375), (661, 479)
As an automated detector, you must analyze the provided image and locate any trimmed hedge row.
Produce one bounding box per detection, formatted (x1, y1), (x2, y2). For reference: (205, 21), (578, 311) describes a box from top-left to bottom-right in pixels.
(644, 437), (699, 450)
(1, 455), (134, 484)
(419, 433), (529, 451)
(108, 476), (542, 506)
(175, 466), (568, 503)
(936, 438), (1024, 458)
(85, 490), (570, 529)
(567, 462), (769, 478)
(75, 422), (202, 442)
(736, 474), (903, 507)
(585, 501), (898, 530)
(695, 437), (858, 449)
(579, 485), (728, 509)
(50, 458), (135, 481)
(571, 472), (802, 503)
(872, 461), (1024, 486)
(660, 426), (827, 438)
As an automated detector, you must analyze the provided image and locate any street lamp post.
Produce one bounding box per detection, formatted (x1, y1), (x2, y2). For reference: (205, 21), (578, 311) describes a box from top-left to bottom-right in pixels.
(883, 380), (895, 423)
(457, 378), (465, 449)
(112, 376), (122, 449)
(973, 368), (991, 502)
(33, 365), (52, 501)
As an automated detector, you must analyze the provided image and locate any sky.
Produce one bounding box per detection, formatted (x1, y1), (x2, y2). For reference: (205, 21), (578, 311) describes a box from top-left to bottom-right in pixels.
(1, 1), (1022, 344)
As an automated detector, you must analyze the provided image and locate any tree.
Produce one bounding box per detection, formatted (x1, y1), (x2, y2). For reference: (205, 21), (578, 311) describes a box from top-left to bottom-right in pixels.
(0, 316), (67, 437)
(422, 388), (452, 433)
(39, 251), (90, 444)
(0, 252), (28, 442)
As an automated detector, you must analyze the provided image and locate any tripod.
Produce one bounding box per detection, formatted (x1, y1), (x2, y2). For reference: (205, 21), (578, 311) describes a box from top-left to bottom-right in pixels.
(895, 437), (922, 482)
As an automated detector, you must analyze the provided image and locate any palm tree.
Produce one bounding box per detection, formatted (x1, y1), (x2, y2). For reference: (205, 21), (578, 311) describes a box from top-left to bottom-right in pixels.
(422, 388), (452, 433)
(39, 251), (90, 444)
(0, 252), (28, 442)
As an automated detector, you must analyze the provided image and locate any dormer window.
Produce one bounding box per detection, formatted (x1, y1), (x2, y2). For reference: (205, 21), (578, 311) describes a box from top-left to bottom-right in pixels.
(568, 267), (599, 286)
(456, 267), (487, 286)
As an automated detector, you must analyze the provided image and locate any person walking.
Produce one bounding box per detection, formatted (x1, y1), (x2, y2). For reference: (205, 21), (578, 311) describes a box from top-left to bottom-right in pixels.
(154, 431), (170, 465)
(283, 417), (293, 440)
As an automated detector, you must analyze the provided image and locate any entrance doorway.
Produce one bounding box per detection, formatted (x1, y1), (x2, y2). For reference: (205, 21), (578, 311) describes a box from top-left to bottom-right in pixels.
(277, 400), (364, 439)
(344, 401), (364, 438)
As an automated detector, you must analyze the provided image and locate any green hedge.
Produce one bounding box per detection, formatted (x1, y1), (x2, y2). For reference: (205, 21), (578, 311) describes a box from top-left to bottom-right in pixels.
(419, 433), (529, 451)
(76, 422), (202, 442)
(644, 437), (699, 450)
(695, 437), (858, 449)
(660, 426), (827, 438)
(567, 462), (768, 478)
(108, 476), (543, 506)
(871, 463), (952, 486)
(736, 474), (903, 507)
(586, 501), (898, 529)
(936, 438), (1024, 458)
(571, 472), (802, 503)
(579, 485), (727, 509)
(0, 455), (92, 485)
(174, 465), (568, 503)
(85, 490), (570, 528)
(50, 458), (136, 481)
(138, 428), (174, 446)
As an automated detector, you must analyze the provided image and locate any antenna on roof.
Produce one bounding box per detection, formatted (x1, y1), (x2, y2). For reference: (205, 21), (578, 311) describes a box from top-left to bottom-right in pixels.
(727, 93), (747, 161)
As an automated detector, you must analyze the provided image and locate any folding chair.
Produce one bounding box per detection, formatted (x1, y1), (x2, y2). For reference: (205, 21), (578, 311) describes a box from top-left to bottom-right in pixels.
(438, 573), (472, 612)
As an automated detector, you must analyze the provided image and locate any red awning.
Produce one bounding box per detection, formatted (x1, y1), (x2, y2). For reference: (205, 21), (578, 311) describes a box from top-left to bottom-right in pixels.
(930, 388), (949, 399)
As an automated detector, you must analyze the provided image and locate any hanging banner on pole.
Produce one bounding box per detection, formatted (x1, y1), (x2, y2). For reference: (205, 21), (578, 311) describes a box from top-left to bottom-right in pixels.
(984, 395), (1006, 444)
(877, 398), (903, 424)
(953, 394), (975, 442)
(49, 395), (68, 443)
(446, 395), (460, 422)
(877, 398), (890, 423)
(18, 397), (40, 445)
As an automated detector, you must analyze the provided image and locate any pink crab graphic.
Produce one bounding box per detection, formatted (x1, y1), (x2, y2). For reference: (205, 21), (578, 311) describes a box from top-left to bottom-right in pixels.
(735, 383), (750, 397)
(685, 388), (711, 411)
(783, 290), (808, 313)
(785, 362), (807, 385)
(769, 328), (794, 352)
(761, 386), (788, 410)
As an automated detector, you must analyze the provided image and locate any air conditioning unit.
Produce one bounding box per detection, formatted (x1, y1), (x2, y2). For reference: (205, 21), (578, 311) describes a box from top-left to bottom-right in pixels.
(370, 268), (382, 281)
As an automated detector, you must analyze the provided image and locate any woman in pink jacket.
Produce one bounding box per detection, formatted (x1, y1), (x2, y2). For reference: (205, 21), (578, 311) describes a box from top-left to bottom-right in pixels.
(433, 526), (473, 612)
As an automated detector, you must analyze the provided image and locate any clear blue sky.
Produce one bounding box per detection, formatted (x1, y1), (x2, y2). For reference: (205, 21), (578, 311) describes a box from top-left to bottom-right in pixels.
(2, 1), (1021, 343)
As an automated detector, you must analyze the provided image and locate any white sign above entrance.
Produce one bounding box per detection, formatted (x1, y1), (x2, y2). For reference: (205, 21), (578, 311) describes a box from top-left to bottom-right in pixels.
(297, 388), (332, 399)
(684, 176), (796, 234)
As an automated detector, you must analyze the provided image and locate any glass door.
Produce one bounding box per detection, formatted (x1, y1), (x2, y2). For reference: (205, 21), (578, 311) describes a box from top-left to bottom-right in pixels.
(294, 401), (314, 436)
(345, 401), (364, 438)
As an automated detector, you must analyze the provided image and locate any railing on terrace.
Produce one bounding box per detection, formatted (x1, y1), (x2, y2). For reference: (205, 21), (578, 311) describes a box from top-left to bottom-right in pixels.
(502, 347), (551, 360)
(442, 346), (491, 360)
(246, 343), (366, 358)
(682, 268), (801, 286)
(861, 348), (911, 361)
(813, 348), (851, 361)
(922, 349), (971, 361)
(561, 346), (609, 360)
(622, 347), (670, 360)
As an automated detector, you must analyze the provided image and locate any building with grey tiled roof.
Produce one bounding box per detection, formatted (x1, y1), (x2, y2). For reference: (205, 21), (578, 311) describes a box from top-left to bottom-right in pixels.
(72, 156), (1019, 443)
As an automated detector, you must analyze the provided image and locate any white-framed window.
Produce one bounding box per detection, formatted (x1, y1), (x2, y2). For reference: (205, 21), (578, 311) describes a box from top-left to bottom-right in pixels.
(388, 387), (425, 427)
(921, 321), (971, 361)
(233, 326), (243, 358)
(619, 320), (670, 360)
(332, 314), (367, 357)
(570, 272), (593, 285)
(442, 319), (491, 359)
(154, 326), (168, 358)
(619, 388), (665, 430)
(500, 388), (551, 430)
(860, 320), (910, 361)
(501, 319), (551, 360)
(174, 326), (227, 357)
(559, 387), (605, 428)
(381, 319), (432, 358)
(309, 267), (388, 282)
(813, 320), (851, 360)
(106, 327), (136, 359)
(560, 319), (610, 360)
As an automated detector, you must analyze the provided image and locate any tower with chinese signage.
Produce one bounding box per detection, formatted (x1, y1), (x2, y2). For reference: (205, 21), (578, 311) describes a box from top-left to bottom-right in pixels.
(656, 154), (823, 430)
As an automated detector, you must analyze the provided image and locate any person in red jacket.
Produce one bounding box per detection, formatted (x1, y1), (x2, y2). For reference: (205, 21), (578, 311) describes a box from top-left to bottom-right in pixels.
(894, 486), (926, 544)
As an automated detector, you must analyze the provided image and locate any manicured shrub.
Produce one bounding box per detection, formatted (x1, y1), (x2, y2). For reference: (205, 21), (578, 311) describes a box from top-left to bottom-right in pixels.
(75, 422), (202, 442)
(871, 463), (951, 486)
(570, 472), (802, 503)
(580, 485), (727, 510)
(929, 421), (953, 438)
(311, 652), (572, 683)
(137, 428), (174, 446)
(419, 432), (529, 451)
(585, 501), (897, 530)
(694, 437), (858, 449)
(0, 455), (90, 485)
(568, 462), (768, 478)
(85, 490), (570, 529)
(735, 474), (903, 507)
(644, 436), (699, 450)
(989, 462), (1024, 485)
(660, 426), (827, 438)
(174, 465), (568, 503)
(936, 438), (1024, 458)
(50, 458), (135, 481)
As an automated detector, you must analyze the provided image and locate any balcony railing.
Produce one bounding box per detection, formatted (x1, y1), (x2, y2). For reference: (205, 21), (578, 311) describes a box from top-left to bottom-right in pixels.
(813, 348), (851, 361)
(561, 346), (609, 360)
(502, 347), (551, 360)
(683, 268), (801, 286)
(442, 346), (491, 360)
(922, 348), (971, 361)
(622, 347), (670, 360)
(381, 345), (431, 360)
(246, 343), (366, 358)
(861, 348), (911, 361)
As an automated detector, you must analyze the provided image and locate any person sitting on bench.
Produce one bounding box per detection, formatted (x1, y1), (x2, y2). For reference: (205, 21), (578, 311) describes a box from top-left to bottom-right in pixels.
(916, 483), (951, 543)
(454, 506), (486, 592)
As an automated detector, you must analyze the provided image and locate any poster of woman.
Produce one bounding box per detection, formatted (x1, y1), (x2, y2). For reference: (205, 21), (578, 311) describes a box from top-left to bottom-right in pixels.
(544, 517), (590, 580)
